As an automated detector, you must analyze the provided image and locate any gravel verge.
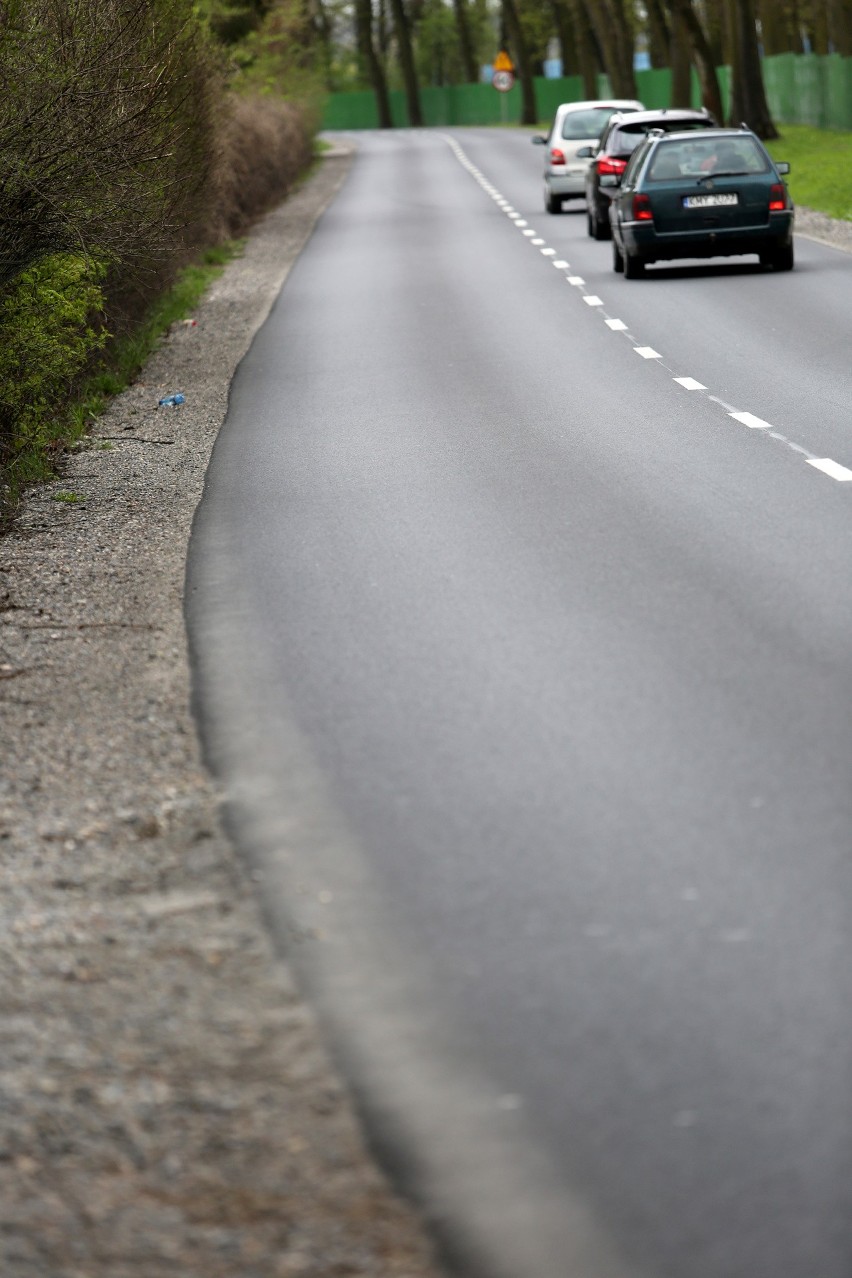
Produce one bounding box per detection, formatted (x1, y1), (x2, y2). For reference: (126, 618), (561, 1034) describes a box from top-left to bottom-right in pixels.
(0, 149), (446, 1278)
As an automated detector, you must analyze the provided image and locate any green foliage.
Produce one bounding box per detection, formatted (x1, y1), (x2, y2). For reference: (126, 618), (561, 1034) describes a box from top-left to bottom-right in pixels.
(0, 254), (107, 486)
(198, 0), (273, 45)
(765, 125), (852, 221)
(75, 241), (245, 420)
(0, 0), (226, 289)
(228, 0), (325, 109)
(0, 240), (245, 515)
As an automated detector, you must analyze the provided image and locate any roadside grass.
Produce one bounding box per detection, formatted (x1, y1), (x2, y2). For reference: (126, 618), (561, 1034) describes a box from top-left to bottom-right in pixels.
(65, 242), (245, 451)
(2, 239), (246, 517)
(764, 125), (852, 221)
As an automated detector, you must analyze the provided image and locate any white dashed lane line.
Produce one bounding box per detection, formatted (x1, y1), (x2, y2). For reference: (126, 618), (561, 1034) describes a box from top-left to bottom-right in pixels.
(443, 133), (851, 484)
(808, 459), (852, 480)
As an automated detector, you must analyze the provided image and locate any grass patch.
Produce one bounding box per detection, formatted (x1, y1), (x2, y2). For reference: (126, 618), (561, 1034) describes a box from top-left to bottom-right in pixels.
(1, 240), (245, 521)
(97, 241), (246, 399)
(69, 242), (245, 440)
(764, 125), (852, 221)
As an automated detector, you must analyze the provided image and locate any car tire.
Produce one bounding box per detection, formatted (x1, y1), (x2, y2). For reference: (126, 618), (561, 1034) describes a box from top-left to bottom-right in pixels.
(623, 251), (645, 279)
(612, 239), (624, 274)
(770, 242), (795, 271)
(545, 186), (563, 214)
(591, 207), (611, 241)
(587, 209), (595, 237)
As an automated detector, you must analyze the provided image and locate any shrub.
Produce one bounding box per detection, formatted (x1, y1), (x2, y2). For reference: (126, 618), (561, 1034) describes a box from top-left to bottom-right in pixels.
(0, 254), (107, 490)
(205, 94), (316, 242)
(0, 0), (225, 290)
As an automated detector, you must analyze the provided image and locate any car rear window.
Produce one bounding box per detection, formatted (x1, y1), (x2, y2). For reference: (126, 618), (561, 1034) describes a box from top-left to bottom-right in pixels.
(646, 135), (770, 181)
(610, 118), (713, 156)
(560, 107), (624, 140)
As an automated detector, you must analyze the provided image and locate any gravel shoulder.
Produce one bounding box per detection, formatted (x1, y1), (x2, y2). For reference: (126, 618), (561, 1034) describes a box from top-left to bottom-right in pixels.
(1, 134), (850, 1278)
(0, 149), (447, 1278)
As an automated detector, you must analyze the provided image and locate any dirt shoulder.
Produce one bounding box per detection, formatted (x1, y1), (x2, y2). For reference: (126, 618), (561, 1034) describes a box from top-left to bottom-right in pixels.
(0, 150), (447, 1278)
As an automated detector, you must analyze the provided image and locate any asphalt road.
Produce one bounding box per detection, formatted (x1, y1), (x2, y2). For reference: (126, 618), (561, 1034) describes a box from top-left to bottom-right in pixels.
(186, 129), (852, 1278)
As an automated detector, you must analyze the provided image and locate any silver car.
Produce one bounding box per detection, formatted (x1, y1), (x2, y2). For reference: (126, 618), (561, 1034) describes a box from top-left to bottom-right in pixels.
(533, 98), (644, 214)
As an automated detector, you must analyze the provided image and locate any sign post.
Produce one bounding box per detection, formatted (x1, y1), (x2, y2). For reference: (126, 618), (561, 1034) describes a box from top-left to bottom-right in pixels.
(492, 50), (515, 125)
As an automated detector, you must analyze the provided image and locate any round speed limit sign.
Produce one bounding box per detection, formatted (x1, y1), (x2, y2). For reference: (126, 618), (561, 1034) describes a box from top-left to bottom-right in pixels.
(492, 69), (515, 92)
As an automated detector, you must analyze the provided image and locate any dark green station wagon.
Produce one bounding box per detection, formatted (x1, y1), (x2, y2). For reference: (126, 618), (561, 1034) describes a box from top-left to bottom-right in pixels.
(604, 126), (794, 278)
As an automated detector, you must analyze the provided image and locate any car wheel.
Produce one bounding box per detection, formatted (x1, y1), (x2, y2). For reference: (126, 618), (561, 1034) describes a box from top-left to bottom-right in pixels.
(623, 251), (645, 279)
(612, 239), (624, 274)
(587, 209), (595, 237)
(772, 243), (795, 271)
(545, 186), (562, 214)
(591, 208), (611, 241)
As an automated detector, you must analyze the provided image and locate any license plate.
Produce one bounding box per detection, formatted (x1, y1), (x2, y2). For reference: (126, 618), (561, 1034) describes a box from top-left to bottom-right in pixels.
(683, 193), (739, 208)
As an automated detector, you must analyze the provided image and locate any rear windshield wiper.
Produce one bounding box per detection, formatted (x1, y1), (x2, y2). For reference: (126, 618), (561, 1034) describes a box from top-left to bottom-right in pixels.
(697, 170), (749, 184)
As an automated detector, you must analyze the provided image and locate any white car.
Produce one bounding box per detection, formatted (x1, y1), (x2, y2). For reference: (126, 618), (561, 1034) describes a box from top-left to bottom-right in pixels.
(532, 99), (644, 214)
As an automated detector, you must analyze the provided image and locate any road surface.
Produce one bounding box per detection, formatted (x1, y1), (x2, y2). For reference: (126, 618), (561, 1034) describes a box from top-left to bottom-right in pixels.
(186, 128), (852, 1278)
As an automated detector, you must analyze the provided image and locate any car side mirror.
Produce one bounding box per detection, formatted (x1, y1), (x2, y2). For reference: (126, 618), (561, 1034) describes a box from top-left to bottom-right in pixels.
(775, 161), (790, 174)
(531, 135), (546, 146)
(575, 146), (594, 159)
(599, 173), (620, 188)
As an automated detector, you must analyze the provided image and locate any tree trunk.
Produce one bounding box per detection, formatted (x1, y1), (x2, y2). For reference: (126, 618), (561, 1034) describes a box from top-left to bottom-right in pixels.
(726, 0), (778, 136)
(580, 0), (637, 97)
(452, 0), (478, 83)
(670, 4), (693, 106)
(669, 0), (724, 123)
(355, 0), (393, 127)
(645, 0), (671, 69)
(830, 0), (852, 54)
(757, 0), (794, 55)
(388, 0), (423, 125)
(550, 0), (576, 75)
(571, 0), (601, 95)
(701, 0), (726, 64)
(812, 2), (830, 53)
(502, 0), (538, 124)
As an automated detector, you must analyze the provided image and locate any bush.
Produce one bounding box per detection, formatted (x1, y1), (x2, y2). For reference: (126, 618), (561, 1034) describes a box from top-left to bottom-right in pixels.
(205, 94), (316, 242)
(0, 0), (225, 290)
(0, 1), (317, 521)
(0, 255), (107, 489)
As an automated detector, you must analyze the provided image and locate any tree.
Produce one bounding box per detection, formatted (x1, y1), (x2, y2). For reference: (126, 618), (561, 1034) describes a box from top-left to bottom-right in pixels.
(0, 0), (223, 290)
(451, 0), (479, 82)
(389, 0), (423, 122)
(354, 0), (393, 125)
(569, 0), (601, 96)
(579, 0), (637, 97)
(668, 0), (724, 123)
(502, 0), (537, 124)
(725, 0), (778, 137)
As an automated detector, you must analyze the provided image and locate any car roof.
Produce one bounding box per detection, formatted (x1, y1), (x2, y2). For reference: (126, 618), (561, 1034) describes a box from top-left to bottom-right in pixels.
(554, 99), (644, 115)
(647, 126), (757, 143)
(608, 108), (713, 127)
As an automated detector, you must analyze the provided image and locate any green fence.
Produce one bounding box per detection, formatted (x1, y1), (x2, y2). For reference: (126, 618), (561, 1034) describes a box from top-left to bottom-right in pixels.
(321, 51), (852, 132)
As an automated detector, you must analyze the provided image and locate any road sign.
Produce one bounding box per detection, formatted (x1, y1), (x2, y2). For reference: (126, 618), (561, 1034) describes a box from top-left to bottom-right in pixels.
(493, 69), (515, 93)
(493, 50), (514, 72)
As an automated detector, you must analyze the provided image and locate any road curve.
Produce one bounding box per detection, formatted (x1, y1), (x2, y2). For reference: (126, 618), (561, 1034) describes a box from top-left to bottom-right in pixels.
(187, 129), (852, 1278)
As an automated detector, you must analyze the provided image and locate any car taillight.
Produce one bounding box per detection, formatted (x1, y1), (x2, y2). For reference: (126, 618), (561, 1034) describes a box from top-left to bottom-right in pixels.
(769, 183), (787, 211)
(550, 148), (566, 165)
(597, 156), (627, 176)
(633, 193), (653, 221)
